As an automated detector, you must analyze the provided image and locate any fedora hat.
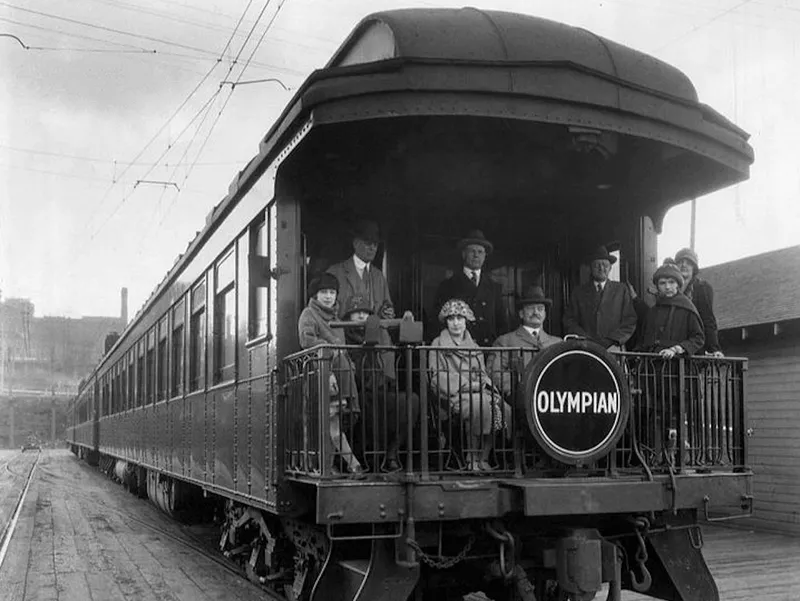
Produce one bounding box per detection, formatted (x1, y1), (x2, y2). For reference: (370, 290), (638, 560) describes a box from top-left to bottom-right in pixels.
(457, 229), (494, 254)
(584, 245), (617, 265)
(351, 219), (381, 243)
(517, 285), (552, 307)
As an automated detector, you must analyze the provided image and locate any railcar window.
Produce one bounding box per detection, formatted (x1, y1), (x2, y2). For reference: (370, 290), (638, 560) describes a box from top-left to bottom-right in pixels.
(214, 250), (236, 383)
(157, 316), (168, 401)
(127, 350), (135, 410)
(189, 280), (207, 392)
(249, 214), (271, 340)
(120, 360), (127, 412)
(136, 340), (144, 407)
(172, 300), (185, 397)
(113, 364), (121, 414)
(146, 328), (155, 404)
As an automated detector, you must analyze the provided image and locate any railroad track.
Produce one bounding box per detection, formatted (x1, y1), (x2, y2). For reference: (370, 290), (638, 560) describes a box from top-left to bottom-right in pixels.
(0, 451), (40, 572)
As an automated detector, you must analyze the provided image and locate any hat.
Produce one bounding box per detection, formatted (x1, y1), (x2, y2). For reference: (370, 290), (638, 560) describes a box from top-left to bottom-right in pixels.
(674, 247), (700, 272)
(584, 245), (617, 265)
(652, 259), (684, 289)
(308, 273), (340, 298)
(342, 295), (374, 319)
(517, 285), (552, 307)
(351, 219), (381, 244)
(457, 229), (494, 254)
(438, 298), (476, 323)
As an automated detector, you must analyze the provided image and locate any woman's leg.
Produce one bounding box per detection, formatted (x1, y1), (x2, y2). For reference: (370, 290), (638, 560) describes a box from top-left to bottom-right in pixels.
(329, 412), (362, 472)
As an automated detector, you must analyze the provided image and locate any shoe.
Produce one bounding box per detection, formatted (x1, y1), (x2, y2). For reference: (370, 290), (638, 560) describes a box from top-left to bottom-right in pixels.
(385, 458), (402, 472)
(348, 465), (368, 480)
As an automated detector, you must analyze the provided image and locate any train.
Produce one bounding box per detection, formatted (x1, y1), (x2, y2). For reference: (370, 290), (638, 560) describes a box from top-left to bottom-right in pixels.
(67, 8), (754, 601)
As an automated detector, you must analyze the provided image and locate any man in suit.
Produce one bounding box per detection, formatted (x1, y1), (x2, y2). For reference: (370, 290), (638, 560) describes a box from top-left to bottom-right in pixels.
(432, 229), (508, 346)
(563, 246), (637, 351)
(327, 219), (396, 376)
(487, 286), (562, 397)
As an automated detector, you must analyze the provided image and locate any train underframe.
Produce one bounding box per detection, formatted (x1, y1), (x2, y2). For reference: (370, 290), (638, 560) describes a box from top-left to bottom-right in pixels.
(70, 446), (739, 601)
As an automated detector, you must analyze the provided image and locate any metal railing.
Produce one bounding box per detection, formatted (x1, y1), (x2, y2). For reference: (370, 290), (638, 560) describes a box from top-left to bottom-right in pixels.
(281, 345), (747, 479)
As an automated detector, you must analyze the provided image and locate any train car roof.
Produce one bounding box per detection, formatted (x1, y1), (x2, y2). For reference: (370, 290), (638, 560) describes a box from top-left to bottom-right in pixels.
(109, 7), (753, 366)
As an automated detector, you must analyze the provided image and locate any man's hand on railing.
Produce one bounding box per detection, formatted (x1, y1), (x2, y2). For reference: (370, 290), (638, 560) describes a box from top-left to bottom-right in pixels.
(658, 345), (684, 359)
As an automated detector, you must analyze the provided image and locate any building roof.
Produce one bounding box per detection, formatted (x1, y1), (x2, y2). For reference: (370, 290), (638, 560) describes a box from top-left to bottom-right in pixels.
(701, 245), (800, 330)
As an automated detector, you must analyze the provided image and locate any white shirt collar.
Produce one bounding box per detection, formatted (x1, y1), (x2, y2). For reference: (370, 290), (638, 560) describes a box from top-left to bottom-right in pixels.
(463, 267), (481, 280)
(523, 325), (540, 337)
(353, 254), (369, 274)
(594, 280), (606, 290)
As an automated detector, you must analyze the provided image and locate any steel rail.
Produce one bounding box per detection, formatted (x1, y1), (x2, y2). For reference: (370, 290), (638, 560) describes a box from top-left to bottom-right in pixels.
(0, 451), (40, 571)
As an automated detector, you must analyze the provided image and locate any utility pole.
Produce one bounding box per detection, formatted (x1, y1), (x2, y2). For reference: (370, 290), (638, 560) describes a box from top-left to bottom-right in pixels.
(690, 198), (697, 251)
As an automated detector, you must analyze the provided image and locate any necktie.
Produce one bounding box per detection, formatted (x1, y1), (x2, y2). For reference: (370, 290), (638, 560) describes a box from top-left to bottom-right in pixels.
(470, 271), (478, 286)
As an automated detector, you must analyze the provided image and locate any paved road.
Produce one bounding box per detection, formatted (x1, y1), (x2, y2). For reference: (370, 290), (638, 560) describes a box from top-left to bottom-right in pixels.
(0, 449), (267, 601)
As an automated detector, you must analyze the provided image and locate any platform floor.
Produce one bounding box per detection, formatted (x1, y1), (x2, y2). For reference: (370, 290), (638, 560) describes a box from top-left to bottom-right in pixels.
(1, 450), (798, 600)
(0, 450), (266, 601)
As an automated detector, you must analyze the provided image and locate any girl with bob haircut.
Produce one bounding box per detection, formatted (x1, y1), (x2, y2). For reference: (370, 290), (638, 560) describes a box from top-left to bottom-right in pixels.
(429, 298), (510, 472)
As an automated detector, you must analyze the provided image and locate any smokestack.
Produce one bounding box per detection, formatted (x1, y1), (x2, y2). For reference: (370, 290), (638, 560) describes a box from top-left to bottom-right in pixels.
(120, 287), (128, 325)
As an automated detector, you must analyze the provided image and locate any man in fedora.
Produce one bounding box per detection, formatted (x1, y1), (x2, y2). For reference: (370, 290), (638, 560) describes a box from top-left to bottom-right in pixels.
(563, 245), (637, 351)
(432, 229), (508, 346)
(487, 286), (562, 397)
(327, 219), (395, 321)
(327, 219), (396, 375)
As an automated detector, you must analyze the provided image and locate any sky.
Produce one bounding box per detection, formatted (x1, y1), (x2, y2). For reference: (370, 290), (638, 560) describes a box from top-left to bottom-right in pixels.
(1, 0), (798, 318)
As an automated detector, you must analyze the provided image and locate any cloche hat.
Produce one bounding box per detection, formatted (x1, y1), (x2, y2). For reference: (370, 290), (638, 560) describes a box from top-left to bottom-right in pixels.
(342, 295), (374, 319)
(457, 229), (494, 254)
(652, 258), (685, 289)
(517, 285), (552, 307)
(438, 298), (476, 323)
(308, 273), (340, 298)
(674, 247), (700, 272)
(584, 245), (617, 265)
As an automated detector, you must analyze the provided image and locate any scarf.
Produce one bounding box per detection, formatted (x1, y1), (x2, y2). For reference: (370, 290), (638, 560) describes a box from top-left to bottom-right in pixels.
(655, 292), (700, 319)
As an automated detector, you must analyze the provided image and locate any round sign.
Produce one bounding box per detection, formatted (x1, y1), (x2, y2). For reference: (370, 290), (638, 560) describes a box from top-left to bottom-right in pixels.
(521, 340), (630, 465)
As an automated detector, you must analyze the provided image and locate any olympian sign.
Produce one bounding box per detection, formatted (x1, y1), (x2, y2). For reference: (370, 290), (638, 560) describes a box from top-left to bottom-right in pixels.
(523, 342), (630, 465)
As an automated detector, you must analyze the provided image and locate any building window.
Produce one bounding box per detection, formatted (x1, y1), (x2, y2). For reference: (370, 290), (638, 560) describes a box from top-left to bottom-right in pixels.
(172, 300), (185, 397)
(157, 317), (168, 401)
(214, 250), (236, 383)
(189, 280), (206, 392)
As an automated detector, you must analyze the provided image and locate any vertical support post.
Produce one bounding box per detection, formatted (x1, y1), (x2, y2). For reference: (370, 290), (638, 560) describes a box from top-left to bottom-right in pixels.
(677, 358), (686, 472)
(419, 349), (429, 479)
(9, 400), (14, 448)
(404, 346), (414, 478)
(51, 392), (57, 443)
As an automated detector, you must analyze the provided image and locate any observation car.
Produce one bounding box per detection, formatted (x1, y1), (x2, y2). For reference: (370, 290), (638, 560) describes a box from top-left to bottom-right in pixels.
(67, 8), (754, 601)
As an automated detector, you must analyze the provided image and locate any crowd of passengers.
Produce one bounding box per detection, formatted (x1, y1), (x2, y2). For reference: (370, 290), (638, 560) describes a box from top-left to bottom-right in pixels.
(298, 219), (722, 476)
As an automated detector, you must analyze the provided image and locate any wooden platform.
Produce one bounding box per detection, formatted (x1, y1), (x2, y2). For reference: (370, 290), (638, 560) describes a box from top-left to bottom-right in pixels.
(625, 524), (800, 600)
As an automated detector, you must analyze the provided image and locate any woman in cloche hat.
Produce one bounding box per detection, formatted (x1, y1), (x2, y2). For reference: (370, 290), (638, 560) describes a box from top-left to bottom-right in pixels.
(674, 247), (723, 357)
(429, 298), (511, 472)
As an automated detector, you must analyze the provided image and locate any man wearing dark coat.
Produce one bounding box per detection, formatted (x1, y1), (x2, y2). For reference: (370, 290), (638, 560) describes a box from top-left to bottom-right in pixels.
(432, 230), (508, 346)
(487, 286), (562, 397)
(563, 246), (637, 350)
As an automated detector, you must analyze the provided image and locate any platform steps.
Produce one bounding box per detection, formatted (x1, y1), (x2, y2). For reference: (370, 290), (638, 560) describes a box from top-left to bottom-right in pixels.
(311, 537), (420, 601)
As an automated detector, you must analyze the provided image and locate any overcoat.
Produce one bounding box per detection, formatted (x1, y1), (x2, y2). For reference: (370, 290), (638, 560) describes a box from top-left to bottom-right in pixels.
(428, 329), (509, 434)
(297, 298), (359, 409)
(636, 293), (705, 356)
(486, 327), (562, 396)
(327, 257), (396, 377)
(326, 257), (393, 319)
(684, 277), (721, 354)
(433, 271), (508, 346)
(563, 280), (637, 348)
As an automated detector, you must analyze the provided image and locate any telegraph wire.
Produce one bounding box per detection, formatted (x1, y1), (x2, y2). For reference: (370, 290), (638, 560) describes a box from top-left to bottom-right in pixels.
(155, 0), (291, 230)
(655, 0), (756, 52)
(1, 2), (306, 76)
(0, 144), (247, 166)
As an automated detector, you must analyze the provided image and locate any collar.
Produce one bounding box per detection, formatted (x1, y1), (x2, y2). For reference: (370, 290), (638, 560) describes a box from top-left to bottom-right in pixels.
(463, 267), (481, 280)
(353, 255), (369, 273)
(522, 325), (540, 337)
(593, 279), (606, 290)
